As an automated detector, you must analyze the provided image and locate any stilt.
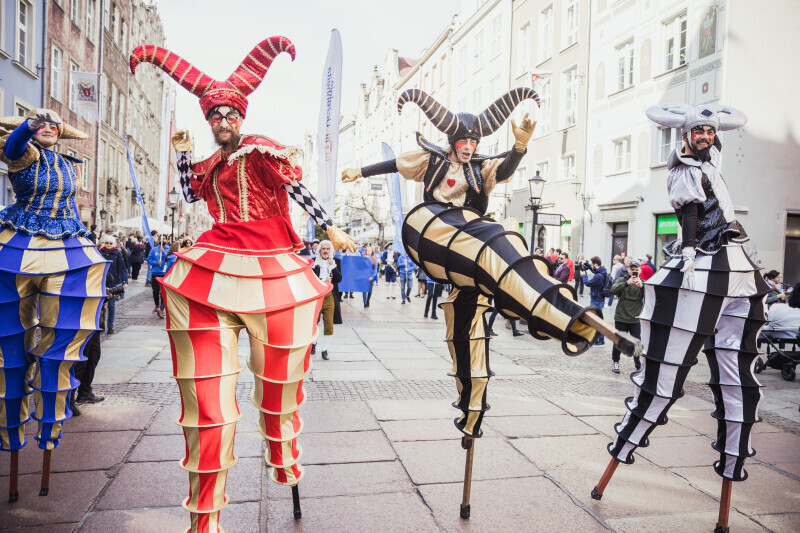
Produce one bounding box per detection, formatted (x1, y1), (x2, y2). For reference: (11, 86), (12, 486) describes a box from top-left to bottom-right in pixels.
(460, 436), (475, 519)
(39, 450), (51, 496)
(591, 457), (620, 500)
(714, 479), (733, 533)
(8, 450), (19, 503)
(291, 484), (301, 520)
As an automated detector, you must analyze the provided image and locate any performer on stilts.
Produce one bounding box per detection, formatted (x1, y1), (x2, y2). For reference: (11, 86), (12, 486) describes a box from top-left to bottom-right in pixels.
(130, 36), (355, 533)
(591, 104), (767, 533)
(0, 111), (107, 502)
(342, 88), (641, 518)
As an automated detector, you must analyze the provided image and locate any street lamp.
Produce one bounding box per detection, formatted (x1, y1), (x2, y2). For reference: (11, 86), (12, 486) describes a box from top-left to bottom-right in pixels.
(527, 171), (546, 253)
(168, 187), (179, 240)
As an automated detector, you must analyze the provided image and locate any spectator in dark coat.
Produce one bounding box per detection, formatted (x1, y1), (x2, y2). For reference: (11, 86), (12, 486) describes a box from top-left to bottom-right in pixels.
(129, 238), (146, 280)
(554, 252), (571, 283)
(98, 235), (129, 334)
(609, 260), (644, 374)
(582, 256), (608, 345)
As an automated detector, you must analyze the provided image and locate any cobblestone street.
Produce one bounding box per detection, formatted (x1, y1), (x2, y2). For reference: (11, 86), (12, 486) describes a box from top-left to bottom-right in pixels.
(2, 279), (798, 532)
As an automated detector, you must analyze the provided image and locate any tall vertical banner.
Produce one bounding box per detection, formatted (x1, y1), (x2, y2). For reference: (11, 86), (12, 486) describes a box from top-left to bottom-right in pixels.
(306, 217), (315, 242)
(381, 143), (405, 255)
(71, 71), (98, 123)
(157, 90), (173, 224)
(122, 133), (154, 248)
(316, 29), (343, 217)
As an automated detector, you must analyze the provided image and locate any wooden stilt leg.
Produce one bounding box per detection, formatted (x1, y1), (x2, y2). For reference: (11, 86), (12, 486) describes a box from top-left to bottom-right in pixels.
(8, 451), (19, 503)
(460, 436), (475, 519)
(591, 458), (620, 500)
(39, 450), (51, 496)
(714, 479), (733, 533)
(291, 484), (301, 520)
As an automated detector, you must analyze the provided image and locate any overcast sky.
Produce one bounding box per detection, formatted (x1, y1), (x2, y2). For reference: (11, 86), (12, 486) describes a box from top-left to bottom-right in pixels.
(152, 0), (462, 158)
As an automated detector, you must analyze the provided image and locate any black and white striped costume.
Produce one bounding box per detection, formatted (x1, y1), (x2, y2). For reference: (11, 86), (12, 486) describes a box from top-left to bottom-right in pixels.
(607, 142), (769, 482)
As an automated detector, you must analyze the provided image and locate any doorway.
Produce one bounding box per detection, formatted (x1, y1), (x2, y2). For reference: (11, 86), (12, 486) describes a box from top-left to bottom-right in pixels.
(784, 214), (800, 285)
(610, 222), (628, 263)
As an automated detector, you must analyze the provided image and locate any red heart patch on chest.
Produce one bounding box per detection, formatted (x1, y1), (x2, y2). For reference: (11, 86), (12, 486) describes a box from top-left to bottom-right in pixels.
(446, 178), (456, 187)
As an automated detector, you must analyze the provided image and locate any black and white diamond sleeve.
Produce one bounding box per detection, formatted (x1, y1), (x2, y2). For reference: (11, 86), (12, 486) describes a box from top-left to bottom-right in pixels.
(177, 150), (201, 204)
(283, 180), (333, 230)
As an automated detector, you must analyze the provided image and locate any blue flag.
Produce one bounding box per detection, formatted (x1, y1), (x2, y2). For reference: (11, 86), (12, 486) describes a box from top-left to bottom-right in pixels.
(337, 256), (373, 293)
(381, 143), (405, 255)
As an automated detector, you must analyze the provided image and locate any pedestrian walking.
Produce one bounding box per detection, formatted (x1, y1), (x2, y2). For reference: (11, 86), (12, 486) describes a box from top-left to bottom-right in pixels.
(129, 237), (146, 280)
(98, 235), (129, 335)
(382, 243), (398, 299)
(608, 255), (624, 306)
(554, 252), (570, 283)
(362, 244), (378, 308)
(147, 237), (169, 318)
(416, 268), (428, 297)
(424, 279), (443, 319)
(582, 256), (609, 345)
(72, 331), (104, 413)
(311, 241), (341, 360)
(397, 252), (416, 303)
(609, 260), (644, 374)
(144, 230), (159, 287)
(574, 253), (586, 296)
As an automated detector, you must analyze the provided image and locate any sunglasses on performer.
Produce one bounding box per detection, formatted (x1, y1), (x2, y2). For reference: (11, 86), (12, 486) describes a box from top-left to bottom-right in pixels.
(208, 112), (241, 125)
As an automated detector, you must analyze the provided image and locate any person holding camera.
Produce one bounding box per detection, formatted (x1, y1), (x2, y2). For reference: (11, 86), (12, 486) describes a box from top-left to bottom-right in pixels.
(609, 260), (644, 374)
(574, 253), (587, 297)
(582, 257), (608, 345)
(98, 235), (129, 334)
(148, 237), (169, 318)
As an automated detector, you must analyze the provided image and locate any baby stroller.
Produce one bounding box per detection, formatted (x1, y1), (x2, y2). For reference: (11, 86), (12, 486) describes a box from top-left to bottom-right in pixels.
(755, 323), (799, 382)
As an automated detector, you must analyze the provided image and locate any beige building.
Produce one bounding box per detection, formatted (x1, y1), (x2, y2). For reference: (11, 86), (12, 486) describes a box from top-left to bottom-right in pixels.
(507, 0), (590, 256)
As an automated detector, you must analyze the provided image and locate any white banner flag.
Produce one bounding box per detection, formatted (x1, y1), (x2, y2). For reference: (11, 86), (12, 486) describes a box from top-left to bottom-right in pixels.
(316, 29), (343, 217)
(157, 90), (173, 224)
(71, 71), (98, 123)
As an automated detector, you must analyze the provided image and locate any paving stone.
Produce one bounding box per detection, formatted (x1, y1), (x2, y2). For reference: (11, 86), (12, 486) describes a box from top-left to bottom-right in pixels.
(393, 437), (540, 485)
(490, 363), (539, 376)
(672, 464), (800, 516)
(546, 396), (628, 416)
(363, 341), (431, 353)
(142, 359), (174, 372)
(369, 399), (459, 421)
(548, 463), (718, 519)
(418, 477), (607, 532)
(375, 349), (443, 359)
(300, 430), (396, 465)
(92, 366), (142, 385)
(752, 512), (800, 533)
(0, 430), (138, 476)
(312, 350), (376, 362)
(146, 404), (259, 436)
(606, 509), (764, 533)
(380, 358), (450, 370)
(751, 432), (800, 464)
(127, 432), (263, 463)
(485, 397), (565, 416)
(0, 524), (78, 533)
(672, 395), (717, 411)
(771, 406), (800, 424)
(80, 502), (260, 533)
(310, 368), (395, 381)
(300, 400), (381, 433)
(578, 414), (699, 438)
(266, 491), (438, 532)
(389, 369), (452, 381)
(636, 435), (720, 468)
(511, 434), (615, 472)
(1, 471), (107, 528)
(129, 370), (174, 383)
(353, 328), (417, 341)
(67, 404), (156, 433)
(670, 409), (719, 434)
(381, 418), (496, 442)
(772, 462), (800, 477)
(266, 461), (412, 499)
(484, 414), (596, 438)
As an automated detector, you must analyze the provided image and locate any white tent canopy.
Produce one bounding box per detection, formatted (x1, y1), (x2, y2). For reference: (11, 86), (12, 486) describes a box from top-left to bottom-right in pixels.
(110, 216), (172, 235)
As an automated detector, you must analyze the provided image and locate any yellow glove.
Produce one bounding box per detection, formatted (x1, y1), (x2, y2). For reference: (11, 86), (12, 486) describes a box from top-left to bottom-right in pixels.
(326, 224), (356, 253)
(510, 113), (536, 152)
(341, 168), (362, 183)
(172, 131), (192, 152)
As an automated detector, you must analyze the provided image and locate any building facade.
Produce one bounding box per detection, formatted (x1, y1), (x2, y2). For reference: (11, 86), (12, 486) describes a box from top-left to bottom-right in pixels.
(0, 0), (46, 206)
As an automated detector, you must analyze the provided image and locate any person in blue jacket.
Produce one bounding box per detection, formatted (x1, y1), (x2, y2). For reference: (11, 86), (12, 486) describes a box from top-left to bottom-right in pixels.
(147, 237), (171, 317)
(362, 244), (379, 308)
(582, 256), (609, 345)
(397, 252), (416, 304)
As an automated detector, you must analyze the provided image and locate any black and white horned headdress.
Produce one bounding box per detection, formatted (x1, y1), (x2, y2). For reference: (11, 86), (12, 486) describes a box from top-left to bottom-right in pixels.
(646, 104), (747, 134)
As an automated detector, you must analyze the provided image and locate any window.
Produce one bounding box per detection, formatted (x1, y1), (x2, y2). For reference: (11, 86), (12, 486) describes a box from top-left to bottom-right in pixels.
(103, 0), (109, 30)
(490, 15), (502, 57)
(0, 3), (5, 55)
(513, 166), (527, 190)
(70, 0), (80, 25)
(538, 5), (553, 63)
(535, 160), (550, 182)
(457, 45), (468, 81)
(664, 14), (687, 71)
(560, 153), (575, 181)
(485, 142), (498, 156)
(564, 0), (579, 48)
(534, 78), (551, 138)
(439, 54), (446, 86)
(100, 73), (108, 121)
(616, 41), (634, 91)
(99, 139), (107, 179)
(51, 45), (64, 102)
(120, 19), (127, 51)
(110, 84), (117, 129)
(489, 75), (501, 98)
(473, 30), (484, 72)
(68, 60), (79, 109)
(112, 4), (119, 42)
(16, 0), (35, 69)
(15, 97), (33, 117)
(118, 94), (125, 134)
(612, 137), (631, 172)
(517, 23), (531, 74)
(86, 0), (95, 42)
(657, 127), (682, 164)
(471, 87), (482, 112)
(82, 156), (92, 191)
(561, 67), (577, 128)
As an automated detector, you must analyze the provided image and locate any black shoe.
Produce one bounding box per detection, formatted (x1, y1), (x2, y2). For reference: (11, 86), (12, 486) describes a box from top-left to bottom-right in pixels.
(431, 314), (438, 320)
(612, 362), (620, 374)
(513, 331), (524, 337)
(107, 328), (115, 335)
(488, 329), (497, 336)
(391, 296), (396, 299)
(634, 357), (642, 371)
(387, 296), (390, 299)
(401, 300), (406, 304)
(311, 344), (316, 354)
(70, 402), (81, 416)
(76, 393), (105, 404)
(321, 351), (329, 360)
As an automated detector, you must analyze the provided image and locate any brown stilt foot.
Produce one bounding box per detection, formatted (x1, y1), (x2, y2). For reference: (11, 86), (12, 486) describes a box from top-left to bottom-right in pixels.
(39, 450), (51, 496)
(292, 484), (301, 520)
(714, 478), (732, 533)
(460, 436), (475, 519)
(9, 450), (19, 503)
(591, 457), (620, 500)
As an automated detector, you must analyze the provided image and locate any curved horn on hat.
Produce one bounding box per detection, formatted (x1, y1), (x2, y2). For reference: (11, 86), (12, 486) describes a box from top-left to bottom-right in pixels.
(716, 105), (747, 131)
(130, 45), (215, 98)
(397, 89), (460, 137)
(645, 104), (692, 129)
(477, 87), (541, 137)
(226, 36), (296, 96)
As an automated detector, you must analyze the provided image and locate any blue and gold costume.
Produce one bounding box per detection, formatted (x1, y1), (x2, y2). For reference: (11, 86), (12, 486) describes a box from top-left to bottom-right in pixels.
(0, 114), (107, 454)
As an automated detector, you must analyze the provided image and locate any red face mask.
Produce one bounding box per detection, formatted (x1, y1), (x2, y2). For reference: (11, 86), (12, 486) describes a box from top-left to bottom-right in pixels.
(455, 139), (478, 151)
